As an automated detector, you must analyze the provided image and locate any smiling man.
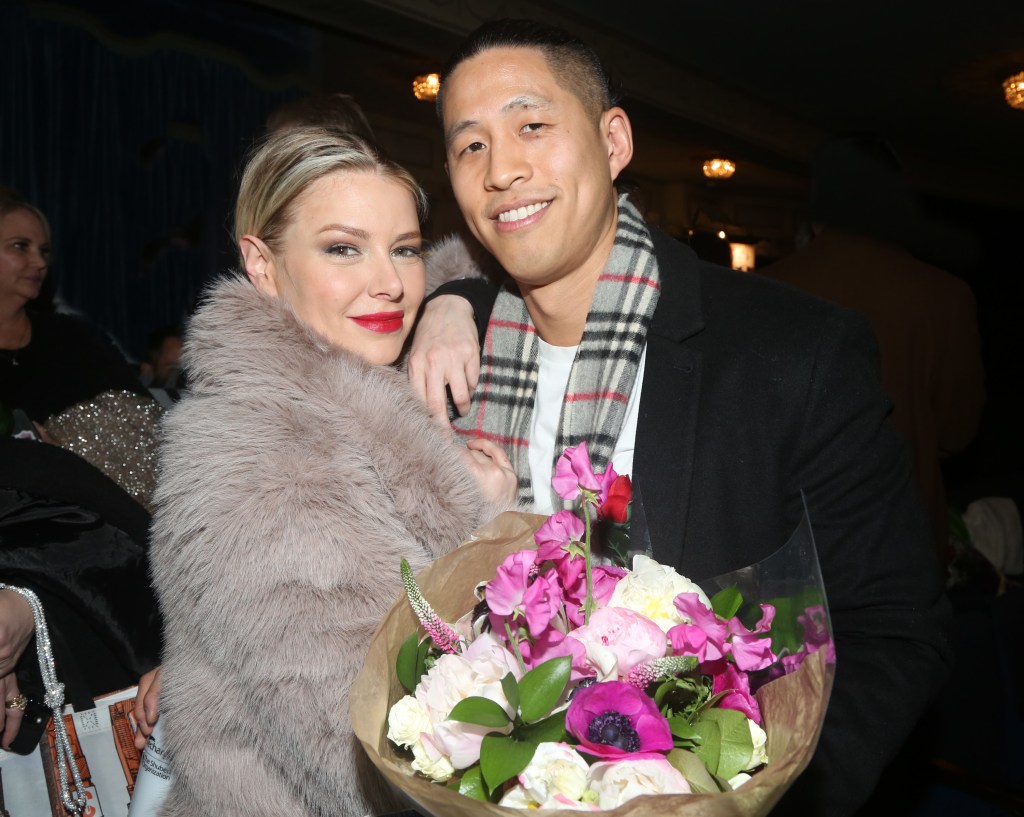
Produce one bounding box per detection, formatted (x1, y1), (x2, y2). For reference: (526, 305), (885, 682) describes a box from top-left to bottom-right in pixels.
(408, 19), (951, 816)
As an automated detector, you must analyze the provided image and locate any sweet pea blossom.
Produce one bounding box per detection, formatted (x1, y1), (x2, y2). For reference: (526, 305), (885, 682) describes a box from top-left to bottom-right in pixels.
(485, 550), (564, 637)
(498, 742), (595, 809)
(560, 561), (627, 628)
(552, 442), (604, 502)
(567, 607), (667, 680)
(535, 510), (586, 562)
(566, 681), (673, 760)
(607, 555), (711, 632)
(588, 757), (691, 808)
(709, 659), (761, 723)
(668, 594), (777, 672)
(414, 632), (522, 768)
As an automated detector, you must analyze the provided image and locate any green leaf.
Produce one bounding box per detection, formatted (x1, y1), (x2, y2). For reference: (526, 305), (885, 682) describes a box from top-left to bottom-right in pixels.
(416, 636), (432, 682)
(396, 631), (421, 692)
(455, 765), (489, 801)
(692, 709), (753, 780)
(448, 696), (512, 728)
(710, 586), (743, 620)
(668, 715), (700, 742)
(667, 749), (725, 794)
(518, 656), (571, 723)
(690, 718), (722, 776)
(517, 710), (568, 745)
(480, 734), (537, 791)
(501, 672), (520, 716)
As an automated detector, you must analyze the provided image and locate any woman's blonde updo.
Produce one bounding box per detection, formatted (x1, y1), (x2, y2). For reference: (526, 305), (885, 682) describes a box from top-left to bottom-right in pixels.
(233, 126), (428, 262)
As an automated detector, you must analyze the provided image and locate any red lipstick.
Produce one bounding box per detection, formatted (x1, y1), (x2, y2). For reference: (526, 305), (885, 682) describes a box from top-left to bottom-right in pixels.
(350, 311), (405, 333)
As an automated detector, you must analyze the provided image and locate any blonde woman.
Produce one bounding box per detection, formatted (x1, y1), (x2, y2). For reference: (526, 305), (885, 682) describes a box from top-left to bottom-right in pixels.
(149, 127), (515, 817)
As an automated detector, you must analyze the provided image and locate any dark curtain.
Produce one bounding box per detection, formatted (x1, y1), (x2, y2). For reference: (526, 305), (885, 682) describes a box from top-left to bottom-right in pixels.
(1, 0), (312, 360)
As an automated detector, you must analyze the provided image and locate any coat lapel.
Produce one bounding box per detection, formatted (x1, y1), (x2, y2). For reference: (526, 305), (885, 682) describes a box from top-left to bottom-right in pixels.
(632, 229), (706, 570)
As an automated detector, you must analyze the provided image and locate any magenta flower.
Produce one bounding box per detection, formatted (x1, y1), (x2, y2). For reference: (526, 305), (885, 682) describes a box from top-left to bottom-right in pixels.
(551, 443), (603, 501)
(727, 605), (777, 672)
(668, 593), (778, 672)
(709, 660), (761, 723)
(534, 510), (586, 562)
(560, 563), (626, 628)
(520, 570), (564, 637)
(485, 549), (537, 618)
(486, 550), (563, 639)
(565, 681), (673, 759)
(798, 604), (836, 663)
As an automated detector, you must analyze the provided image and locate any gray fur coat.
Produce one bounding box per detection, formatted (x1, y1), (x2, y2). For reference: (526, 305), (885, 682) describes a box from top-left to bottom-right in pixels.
(150, 272), (506, 817)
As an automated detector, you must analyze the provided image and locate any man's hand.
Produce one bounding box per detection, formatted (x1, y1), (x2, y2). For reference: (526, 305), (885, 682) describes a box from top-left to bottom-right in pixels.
(407, 295), (481, 424)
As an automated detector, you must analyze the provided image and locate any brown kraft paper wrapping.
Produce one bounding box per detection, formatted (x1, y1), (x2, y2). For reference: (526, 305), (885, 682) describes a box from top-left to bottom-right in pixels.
(351, 511), (834, 817)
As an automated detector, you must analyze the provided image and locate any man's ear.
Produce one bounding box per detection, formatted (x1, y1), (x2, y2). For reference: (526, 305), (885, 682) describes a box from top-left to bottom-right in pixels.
(602, 107), (634, 182)
(239, 235), (278, 296)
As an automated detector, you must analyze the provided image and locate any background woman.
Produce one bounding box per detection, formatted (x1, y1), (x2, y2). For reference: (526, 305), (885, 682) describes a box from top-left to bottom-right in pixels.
(149, 127), (515, 817)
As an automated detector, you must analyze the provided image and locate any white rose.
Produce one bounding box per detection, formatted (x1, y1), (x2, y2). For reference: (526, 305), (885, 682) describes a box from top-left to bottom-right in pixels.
(746, 718), (769, 770)
(607, 555), (712, 632)
(518, 742), (591, 804)
(727, 772), (753, 789)
(588, 757), (691, 809)
(410, 735), (454, 782)
(386, 695), (432, 748)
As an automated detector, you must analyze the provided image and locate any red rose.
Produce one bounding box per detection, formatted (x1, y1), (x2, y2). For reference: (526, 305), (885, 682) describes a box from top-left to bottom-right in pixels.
(600, 474), (632, 523)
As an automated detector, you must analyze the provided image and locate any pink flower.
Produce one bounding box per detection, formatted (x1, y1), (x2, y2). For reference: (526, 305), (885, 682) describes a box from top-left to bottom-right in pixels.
(535, 510), (586, 562)
(727, 605), (777, 672)
(709, 659), (761, 723)
(667, 593), (728, 662)
(567, 607), (667, 679)
(668, 593), (778, 673)
(565, 681), (673, 759)
(521, 570), (564, 637)
(561, 564), (626, 628)
(485, 550), (537, 617)
(798, 604), (836, 663)
(552, 442), (602, 501)
(486, 550), (563, 638)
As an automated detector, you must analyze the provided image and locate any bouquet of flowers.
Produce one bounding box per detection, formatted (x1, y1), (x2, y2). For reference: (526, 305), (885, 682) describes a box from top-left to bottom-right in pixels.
(352, 443), (834, 816)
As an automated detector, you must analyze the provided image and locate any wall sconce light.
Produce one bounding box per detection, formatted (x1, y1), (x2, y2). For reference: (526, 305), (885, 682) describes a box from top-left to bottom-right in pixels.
(730, 243), (756, 272)
(702, 158), (736, 179)
(1003, 71), (1024, 110)
(412, 73), (441, 102)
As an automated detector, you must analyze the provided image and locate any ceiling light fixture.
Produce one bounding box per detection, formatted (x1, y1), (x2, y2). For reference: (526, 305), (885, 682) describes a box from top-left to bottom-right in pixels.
(1003, 71), (1024, 110)
(702, 158), (736, 179)
(412, 73), (440, 102)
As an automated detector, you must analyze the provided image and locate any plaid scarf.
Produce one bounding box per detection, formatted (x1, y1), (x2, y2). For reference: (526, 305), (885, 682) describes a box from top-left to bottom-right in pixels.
(453, 195), (661, 507)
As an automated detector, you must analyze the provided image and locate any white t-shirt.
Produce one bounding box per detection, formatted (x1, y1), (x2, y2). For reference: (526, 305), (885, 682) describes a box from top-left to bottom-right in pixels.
(528, 339), (647, 514)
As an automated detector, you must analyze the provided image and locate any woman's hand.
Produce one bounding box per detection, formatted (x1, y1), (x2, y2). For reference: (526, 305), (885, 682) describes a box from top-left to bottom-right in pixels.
(406, 295), (481, 425)
(0, 589), (34, 677)
(459, 438), (517, 504)
(1, 672), (24, 750)
(133, 665), (162, 751)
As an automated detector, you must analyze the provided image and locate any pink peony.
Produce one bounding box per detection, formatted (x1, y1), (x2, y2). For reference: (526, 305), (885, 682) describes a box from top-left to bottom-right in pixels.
(568, 607), (667, 679)
(565, 681), (673, 759)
